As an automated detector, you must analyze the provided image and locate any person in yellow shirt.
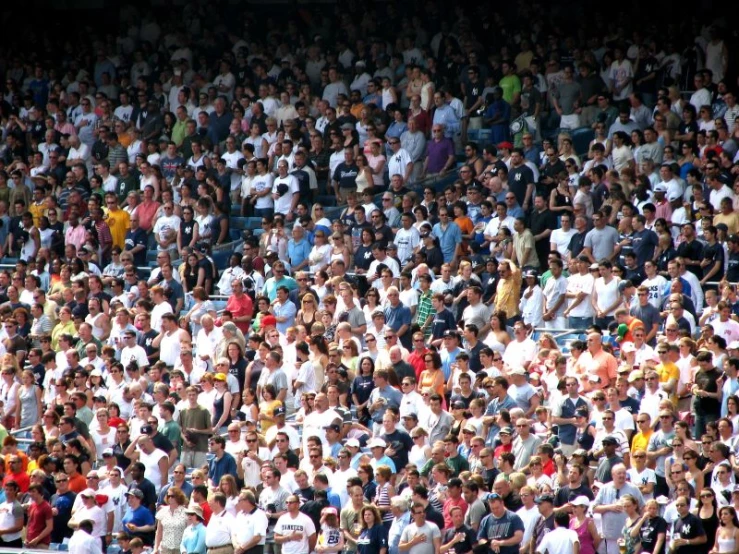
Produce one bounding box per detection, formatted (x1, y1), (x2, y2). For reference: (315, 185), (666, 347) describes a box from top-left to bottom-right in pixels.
(28, 185), (46, 228)
(103, 191), (130, 249)
(630, 410), (654, 455)
(495, 260), (522, 325)
(655, 344), (680, 405)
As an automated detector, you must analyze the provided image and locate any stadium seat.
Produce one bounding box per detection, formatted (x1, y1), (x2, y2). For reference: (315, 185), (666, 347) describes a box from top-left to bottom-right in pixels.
(230, 217), (249, 231)
(571, 127), (595, 158)
(316, 195), (337, 207)
(146, 250), (158, 263)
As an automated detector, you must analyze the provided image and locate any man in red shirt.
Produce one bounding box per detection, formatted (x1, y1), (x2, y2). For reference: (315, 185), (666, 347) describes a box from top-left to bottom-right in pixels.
(3, 455), (30, 492)
(441, 478), (468, 530)
(225, 279), (253, 333)
(407, 331), (428, 379)
(537, 443), (557, 477)
(25, 483), (53, 548)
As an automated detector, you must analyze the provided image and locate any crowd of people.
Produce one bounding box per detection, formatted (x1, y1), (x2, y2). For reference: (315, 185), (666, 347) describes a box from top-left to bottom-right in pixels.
(1, 4), (739, 554)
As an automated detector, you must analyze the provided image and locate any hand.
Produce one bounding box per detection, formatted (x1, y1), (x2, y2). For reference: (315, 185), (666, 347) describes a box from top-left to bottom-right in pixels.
(455, 532), (465, 543)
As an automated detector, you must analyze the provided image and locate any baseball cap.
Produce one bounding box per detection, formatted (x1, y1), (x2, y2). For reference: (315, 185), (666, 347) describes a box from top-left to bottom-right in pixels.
(667, 191), (682, 202)
(273, 406), (286, 417)
(368, 438), (387, 449)
(653, 183), (667, 193)
(140, 425), (153, 435)
(535, 494), (555, 504)
(497, 142), (513, 150)
(571, 495), (591, 507)
(125, 488), (144, 499)
(213, 373), (227, 382)
(509, 367), (526, 376)
(452, 400), (466, 410)
(102, 448), (114, 457)
(621, 342), (636, 353)
(485, 492), (503, 502)
(499, 427), (513, 436)
(628, 370), (644, 383)
(325, 423), (341, 433)
(80, 488), (97, 498)
(340, 123), (354, 130)
(602, 436), (619, 446)
(345, 438), (360, 448)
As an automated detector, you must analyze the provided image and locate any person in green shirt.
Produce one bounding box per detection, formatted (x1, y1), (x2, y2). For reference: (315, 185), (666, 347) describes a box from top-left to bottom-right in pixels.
(159, 401), (182, 454)
(499, 61), (522, 107)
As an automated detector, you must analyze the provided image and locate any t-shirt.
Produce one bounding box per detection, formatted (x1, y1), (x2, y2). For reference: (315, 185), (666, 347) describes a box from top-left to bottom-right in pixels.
(640, 516), (667, 554)
(27, 500), (53, 545)
(584, 226), (619, 262)
(357, 524), (388, 554)
(399, 521), (441, 554)
(274, 512), (316, 554)
(672, 513), (705, 554)
(442, 526), (477, 554)
(537, 527), (580, 554)
(477, 510), (525, 554)
(508, 165), (535, 206)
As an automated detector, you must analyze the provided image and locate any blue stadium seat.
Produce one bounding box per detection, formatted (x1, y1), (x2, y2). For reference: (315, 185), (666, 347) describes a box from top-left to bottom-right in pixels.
(146, 250), (158, 263)
(571, 127), (595, 158)
(231, 217), (249, 230)
(316, 195), (337, 207)
(229, 229), (241, 242)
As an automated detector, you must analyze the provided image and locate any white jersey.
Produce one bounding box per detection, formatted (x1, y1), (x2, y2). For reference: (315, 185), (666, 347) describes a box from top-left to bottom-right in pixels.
(640, 275), (667, 309)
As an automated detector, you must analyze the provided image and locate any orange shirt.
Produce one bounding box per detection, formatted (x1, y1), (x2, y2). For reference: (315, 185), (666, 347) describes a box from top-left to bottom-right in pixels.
(68, 472), (87, 493)
(579, 349), (618, 388)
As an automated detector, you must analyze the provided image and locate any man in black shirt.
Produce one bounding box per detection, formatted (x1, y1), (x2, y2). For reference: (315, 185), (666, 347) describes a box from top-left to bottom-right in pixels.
(530, 194), (556, 268)
(701, 225), (725, 285)
(441, 504), (477, 554)
(567, 216), (589, 260)
(332, 148), (358, 203)
(553, 462), (594, 510)
(508, 148), (535, 210)
(379, 413), (414, 470)
(677, 223), (704, 276)
(727, 235), (739, 282)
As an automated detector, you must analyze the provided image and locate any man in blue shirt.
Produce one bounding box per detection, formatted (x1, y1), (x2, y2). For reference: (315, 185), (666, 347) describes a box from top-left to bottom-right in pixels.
(287, 225), (311, 272)
(384, 286), (412, 349)
(207, 436), (237, 488)
(483, 377), (519, 447)
(432, 207), (462, 264)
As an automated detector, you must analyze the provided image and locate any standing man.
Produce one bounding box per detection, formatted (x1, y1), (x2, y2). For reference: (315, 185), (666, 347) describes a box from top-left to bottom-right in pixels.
(274, 495), (317, 554)
(477, 493), (525, 554)
(177, 386), (212, 469)
(204, 493), (235, 554)
(398, 503), (442, 553)
(592, 464), (644, 554)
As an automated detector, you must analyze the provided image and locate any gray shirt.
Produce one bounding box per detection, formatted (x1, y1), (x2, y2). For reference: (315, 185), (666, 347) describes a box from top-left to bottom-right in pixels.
(400, 130), (427, 163)
(555, 81), (582, 115)
(399, 521), (441, 554)
(593, 482), (644, 538)
(584, 226), (620, 262)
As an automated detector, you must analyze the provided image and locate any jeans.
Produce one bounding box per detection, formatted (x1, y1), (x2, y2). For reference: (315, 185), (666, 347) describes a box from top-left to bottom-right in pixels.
(594, 316), (615, 331)
(568, 316), (593, 330)
(254, 207), (274, 219)
(694, 412), (718, 439)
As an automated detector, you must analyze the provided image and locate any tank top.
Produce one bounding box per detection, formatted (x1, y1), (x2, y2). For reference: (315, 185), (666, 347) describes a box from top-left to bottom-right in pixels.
(180, 220), (196, 249)
(718, 535), (736, 554)
(576, 424), (595, 450)
(18, 385), (38, 428)
(705, 41), (725, 83)
(571, 517), (596, 554)
(213, 391), (232, 429)
(355, 168), (370, 193)
(86, 312), (106, 340)
(39, 228), (55, 250)
(21, 229), (37, 261)
(700, 510), (719, 554)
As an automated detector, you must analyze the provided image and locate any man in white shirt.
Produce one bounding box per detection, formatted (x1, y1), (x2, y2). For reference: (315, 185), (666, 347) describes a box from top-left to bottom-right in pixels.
(120, 330), (148, 368)
(273, 494), (317, 554)
(205, 493), (235, 549)
(68, 520), (102, 554)
(195, 315), (223, 372)
(234, 490), (269, 553)
(534, 510), (580, 554)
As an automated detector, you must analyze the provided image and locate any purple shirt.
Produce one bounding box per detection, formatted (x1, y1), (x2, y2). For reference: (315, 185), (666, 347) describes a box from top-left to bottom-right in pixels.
(426, 138), (455, 174)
